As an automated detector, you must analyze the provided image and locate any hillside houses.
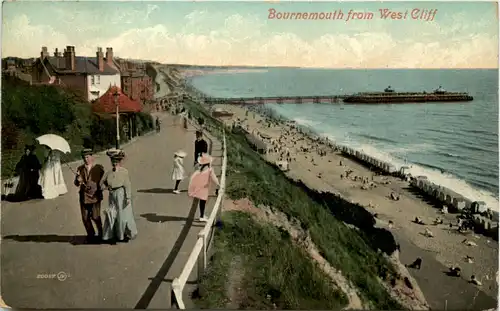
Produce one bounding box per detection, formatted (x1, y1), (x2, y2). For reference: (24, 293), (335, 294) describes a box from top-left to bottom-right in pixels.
(117, 59), (154, 105)
(5, 46), (155, 106)
(31, 46), (121, 101)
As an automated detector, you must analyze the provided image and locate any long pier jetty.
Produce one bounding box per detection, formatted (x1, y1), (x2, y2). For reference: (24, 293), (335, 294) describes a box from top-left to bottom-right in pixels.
(204, 95), (348, 105)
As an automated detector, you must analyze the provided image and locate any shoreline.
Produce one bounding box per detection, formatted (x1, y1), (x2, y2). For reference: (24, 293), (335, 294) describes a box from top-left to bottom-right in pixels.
(167, 66), (498, 309)
(208, 102), (498, 309)
(183, 69), (499, 212)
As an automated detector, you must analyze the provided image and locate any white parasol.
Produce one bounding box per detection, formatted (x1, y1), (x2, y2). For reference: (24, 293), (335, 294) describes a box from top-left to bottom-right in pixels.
(36, 134), (71, 154)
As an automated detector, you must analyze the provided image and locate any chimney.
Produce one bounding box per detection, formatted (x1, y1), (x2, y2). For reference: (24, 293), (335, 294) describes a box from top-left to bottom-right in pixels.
(40, 46), (49, 59)
(97, 47), (104, 72)
(105, 47), (114, 65)
(54, 48), (61, 57)
(64, 46), (75, 71)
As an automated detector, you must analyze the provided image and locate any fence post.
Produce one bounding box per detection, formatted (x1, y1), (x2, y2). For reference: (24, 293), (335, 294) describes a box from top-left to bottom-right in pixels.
(171, 278), (184, 309)
(197, 233), (207, 279)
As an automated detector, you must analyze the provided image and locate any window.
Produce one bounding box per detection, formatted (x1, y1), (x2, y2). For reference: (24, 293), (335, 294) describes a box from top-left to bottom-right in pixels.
(97, 75), (101, 84)
(91, 75), (95, 85)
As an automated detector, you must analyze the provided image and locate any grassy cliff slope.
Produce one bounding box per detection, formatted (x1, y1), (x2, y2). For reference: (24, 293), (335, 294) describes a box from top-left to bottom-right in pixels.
(184, 98), (404, 309)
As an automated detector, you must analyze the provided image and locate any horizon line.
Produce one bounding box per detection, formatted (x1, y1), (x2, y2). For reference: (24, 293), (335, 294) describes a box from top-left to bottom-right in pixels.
(3, 55), (498, 70)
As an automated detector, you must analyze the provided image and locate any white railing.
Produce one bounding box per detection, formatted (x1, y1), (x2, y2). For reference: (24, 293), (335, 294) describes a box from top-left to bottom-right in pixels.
(171, 128), (227, 309)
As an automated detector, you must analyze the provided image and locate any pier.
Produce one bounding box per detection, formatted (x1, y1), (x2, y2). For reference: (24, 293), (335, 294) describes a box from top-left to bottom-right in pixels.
(203, 95), (348, 105)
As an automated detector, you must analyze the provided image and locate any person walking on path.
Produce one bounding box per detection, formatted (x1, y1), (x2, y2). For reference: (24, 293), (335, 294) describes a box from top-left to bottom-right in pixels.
(188, 153), (220, 222)
(155, 117), (161, 133)
(100, 149), (138, 244)
(74, 149), (105, 243)
(172, 150), (186, 194)
(180, 108), (188, 129)
(38, 147), (68, 199)
(194, 130), (208, 167)
(12, 144), (42, 201)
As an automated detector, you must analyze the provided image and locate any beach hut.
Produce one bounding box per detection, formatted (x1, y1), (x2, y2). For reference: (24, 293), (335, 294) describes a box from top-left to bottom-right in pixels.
(471, 201), (487, 214)
(399, 166), (410, 177)
(388, 164), (397, 174)
(414, 176), (427, 189)
(436, 189), (446, 202)
(491, 210), (500, 222)
(452, 196), (466, 211)
(444, 188), (462, 208)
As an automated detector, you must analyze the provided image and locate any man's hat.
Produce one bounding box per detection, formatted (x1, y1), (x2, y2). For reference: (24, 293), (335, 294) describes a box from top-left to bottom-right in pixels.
(81, 148), (93, 156)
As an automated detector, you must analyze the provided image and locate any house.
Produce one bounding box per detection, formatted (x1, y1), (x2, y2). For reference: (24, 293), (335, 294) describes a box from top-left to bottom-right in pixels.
(116, 59), (154, 104)
(121, 71), (154, 104)
(31, 46), (121, 101)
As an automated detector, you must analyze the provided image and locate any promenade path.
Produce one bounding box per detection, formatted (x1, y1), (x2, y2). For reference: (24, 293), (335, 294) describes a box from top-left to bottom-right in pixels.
(1, 113), (222, 309)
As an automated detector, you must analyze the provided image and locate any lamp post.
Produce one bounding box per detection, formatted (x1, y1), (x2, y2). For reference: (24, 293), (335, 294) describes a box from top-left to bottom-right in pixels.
(113, 89), (120, 149)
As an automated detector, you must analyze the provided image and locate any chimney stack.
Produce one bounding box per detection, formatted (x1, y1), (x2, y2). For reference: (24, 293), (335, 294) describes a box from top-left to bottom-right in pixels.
(40, 46), (49, 59)
(64, 46), (76, 71)
(97, 47), (104, 72)
(54, 48), (61, 57)
(105, 47), (114, 66)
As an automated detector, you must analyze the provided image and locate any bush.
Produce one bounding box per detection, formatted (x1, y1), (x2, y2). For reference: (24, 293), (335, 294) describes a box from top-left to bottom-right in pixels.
(1, 76), (155, 178)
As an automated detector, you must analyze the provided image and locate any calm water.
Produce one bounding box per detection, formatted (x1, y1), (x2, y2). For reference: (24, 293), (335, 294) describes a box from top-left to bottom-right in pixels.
(191, 69), (499, 208)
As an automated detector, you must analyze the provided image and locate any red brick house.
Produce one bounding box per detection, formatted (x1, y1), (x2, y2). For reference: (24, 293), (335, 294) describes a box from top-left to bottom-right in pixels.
(116, 59), (154, 104)
(31, 46), (121, 102)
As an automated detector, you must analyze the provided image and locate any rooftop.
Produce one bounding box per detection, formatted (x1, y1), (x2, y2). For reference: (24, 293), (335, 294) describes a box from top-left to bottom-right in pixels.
(46, 56), (119, 75)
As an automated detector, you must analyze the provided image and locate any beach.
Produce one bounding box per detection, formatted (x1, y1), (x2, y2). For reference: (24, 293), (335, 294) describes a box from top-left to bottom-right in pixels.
(210, 102), (498, 307)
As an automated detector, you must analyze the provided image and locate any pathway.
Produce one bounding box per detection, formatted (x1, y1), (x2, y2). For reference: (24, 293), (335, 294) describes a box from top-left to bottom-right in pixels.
(1, 113), (222, 309)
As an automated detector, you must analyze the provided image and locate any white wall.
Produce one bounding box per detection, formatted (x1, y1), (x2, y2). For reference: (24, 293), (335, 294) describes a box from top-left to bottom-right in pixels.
(87, 73), (121, 101)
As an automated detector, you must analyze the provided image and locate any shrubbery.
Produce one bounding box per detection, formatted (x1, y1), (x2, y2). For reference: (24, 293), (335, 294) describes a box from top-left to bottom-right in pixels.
(1, 76), (154, 178)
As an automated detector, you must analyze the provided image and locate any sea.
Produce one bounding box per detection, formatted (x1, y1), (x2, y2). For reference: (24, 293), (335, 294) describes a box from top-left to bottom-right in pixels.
(190, 68), (499, 209)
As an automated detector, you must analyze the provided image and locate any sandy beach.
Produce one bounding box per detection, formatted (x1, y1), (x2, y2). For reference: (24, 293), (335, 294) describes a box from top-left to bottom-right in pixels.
(210, 103), (498, 307)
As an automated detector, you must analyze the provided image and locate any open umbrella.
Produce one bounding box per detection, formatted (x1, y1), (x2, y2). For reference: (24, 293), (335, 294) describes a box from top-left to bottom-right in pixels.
(36, 134), (71, 153)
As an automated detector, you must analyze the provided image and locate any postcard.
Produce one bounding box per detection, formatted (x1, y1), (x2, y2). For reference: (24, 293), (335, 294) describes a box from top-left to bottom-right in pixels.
(1, 1), (498, 310)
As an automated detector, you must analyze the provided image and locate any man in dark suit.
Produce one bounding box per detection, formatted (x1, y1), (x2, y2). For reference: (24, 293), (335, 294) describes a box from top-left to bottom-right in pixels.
(194, 130), (208, 166)
(74, 149), (105, 243)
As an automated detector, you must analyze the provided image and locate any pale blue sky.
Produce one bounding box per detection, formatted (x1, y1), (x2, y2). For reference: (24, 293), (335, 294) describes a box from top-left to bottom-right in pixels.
(2, 1), (498, 68)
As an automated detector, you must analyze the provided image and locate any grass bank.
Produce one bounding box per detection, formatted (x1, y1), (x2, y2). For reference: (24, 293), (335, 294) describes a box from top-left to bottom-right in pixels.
(184, 99), (403, 309)
(1, 76), (154, 179)
(197, 211), (348, 309)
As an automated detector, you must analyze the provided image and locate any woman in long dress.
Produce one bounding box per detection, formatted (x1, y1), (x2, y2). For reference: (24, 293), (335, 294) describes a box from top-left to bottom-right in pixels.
(38, 148), (68, 199)
(180, 108), (188, 129)
(12, 144), (42, 200)
(172, 150), (186, 194)
(100, 149), (138, 244)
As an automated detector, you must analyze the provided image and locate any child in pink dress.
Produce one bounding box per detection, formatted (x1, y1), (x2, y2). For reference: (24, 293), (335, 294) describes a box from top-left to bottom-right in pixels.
(188, 153), (219, 222)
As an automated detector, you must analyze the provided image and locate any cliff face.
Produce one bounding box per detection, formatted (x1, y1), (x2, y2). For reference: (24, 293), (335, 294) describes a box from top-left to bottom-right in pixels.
(147, 64), (187, 99)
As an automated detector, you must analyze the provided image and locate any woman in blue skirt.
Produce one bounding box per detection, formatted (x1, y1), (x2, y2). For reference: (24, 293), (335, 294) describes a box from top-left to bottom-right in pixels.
(100, 149), (138, 244)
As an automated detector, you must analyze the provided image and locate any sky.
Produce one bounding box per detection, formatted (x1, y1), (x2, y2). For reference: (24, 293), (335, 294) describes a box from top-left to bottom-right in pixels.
(2, 1), (499, 69)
